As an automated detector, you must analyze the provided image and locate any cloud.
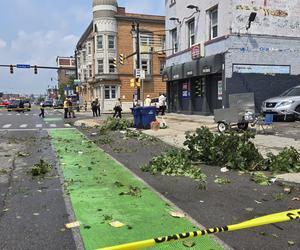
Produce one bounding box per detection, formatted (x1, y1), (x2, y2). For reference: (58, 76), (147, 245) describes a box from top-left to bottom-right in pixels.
(0, 38), (7, 49)
(0, 30), (78, 94)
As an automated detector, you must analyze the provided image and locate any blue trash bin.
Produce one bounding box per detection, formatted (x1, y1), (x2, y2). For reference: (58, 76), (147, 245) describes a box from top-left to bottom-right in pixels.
(141, 106), (157, 129)
(132, 107), (142, 128)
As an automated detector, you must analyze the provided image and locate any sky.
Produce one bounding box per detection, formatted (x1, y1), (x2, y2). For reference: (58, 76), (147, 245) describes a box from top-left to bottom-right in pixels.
(0, 0), (164, 95)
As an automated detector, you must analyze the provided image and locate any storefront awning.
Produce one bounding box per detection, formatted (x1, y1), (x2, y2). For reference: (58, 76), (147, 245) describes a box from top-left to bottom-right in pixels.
(183, 60), (198, 79)
(171, 64), (184, 81)
(162, 67), (172, 81)
(198, 54), (224, 75)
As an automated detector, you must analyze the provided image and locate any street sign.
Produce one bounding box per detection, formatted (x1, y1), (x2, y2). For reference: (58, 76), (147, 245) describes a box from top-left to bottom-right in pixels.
(140, 70), (145, 80)
(16, 64), (31, 69)
(135, 69), (141, 78)
(74, 79), (81, 85)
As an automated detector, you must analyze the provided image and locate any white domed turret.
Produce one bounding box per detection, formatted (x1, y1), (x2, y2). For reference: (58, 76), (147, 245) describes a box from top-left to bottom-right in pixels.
(93, 0), (118, 19)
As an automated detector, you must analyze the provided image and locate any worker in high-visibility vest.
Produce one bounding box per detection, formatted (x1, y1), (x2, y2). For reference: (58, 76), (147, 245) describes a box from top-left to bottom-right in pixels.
(63, 98), (69, 119)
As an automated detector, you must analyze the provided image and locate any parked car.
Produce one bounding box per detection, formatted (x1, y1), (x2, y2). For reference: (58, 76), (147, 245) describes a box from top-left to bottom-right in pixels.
(43, 100), (53, 107)
(7, 100), (31, 112)
(53, 100), (64, 109)
(0, 100), (10, 107)
(261, 85), (300, 120)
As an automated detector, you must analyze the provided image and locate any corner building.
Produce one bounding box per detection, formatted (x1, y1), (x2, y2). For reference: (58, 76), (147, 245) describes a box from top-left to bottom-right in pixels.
(164, 0), (300, 114)
(76, 0), (166, 112)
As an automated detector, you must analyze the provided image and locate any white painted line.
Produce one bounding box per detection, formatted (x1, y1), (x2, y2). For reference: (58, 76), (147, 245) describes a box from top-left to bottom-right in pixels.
(25, 114), (29, 116)
(49, 124), (57, 128)
(33, 114), (38, 116)
(64, 124), (71, 127)
(3, 124), (12, 128)
(7, 114), (12, 116)
(20, 124), (28, 128)
(36, 124), (43, 128)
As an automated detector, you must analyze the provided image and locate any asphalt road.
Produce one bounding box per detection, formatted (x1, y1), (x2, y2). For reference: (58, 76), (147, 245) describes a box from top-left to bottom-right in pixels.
(82, 128), (300, 250)
(0, 108), (80, 250)
(0, 107), (71, 131)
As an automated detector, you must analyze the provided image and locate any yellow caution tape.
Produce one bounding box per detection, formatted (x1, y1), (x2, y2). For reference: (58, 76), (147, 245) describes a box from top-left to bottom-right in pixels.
(96, 208), (300, 250)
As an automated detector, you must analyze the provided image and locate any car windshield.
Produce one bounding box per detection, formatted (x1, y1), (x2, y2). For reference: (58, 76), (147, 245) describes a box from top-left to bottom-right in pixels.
(280, 87), (300, 97)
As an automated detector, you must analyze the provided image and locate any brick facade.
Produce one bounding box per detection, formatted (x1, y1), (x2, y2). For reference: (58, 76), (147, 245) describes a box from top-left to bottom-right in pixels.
(76, 2), (166, 112)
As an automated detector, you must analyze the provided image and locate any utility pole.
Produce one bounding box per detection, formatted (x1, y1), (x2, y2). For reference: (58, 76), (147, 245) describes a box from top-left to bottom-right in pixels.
(135, 22), (141, 101)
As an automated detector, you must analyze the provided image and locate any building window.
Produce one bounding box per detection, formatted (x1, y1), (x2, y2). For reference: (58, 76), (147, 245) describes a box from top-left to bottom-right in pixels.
(108, 35), (115, 49)
(97, 59), (104, 74)
(141, 59), (150, 74)
(104, 86), (117, 100)
(97, 35), (103, 49)
(88, 65), (92, 77)
(171, 28), (178, 54)
(88, 44), (91, 54)
(160, 60), (165, 75)
(109, 59), (116, 73)
(82, 51), (86, 63)
(188, 19), (195, 48)
(210, 7), (218, 39)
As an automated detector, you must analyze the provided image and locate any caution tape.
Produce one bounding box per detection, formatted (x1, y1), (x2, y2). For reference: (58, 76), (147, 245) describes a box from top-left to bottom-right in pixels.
(96, 208), (300, 250)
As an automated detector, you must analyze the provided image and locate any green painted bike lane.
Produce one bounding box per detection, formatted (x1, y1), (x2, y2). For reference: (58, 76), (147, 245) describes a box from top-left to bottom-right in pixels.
(50, 129), (223, 250)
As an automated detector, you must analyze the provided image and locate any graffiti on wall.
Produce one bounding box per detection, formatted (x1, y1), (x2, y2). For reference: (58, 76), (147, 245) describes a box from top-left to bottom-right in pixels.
(233, 0), (300, 36)
(236, 5), (288, 17)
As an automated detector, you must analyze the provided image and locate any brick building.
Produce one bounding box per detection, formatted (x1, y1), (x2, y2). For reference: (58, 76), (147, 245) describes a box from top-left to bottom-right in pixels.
(56, 56), (76, 87)
(76, 0), (166, 112)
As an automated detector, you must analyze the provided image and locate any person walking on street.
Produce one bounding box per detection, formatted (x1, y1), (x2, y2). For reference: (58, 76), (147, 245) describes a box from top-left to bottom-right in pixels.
(95, 98), (101, 117)
(84, 101), (88, 112)
(19, 100), (25, 113)
(68, 99), (76, 118)
(91, 100), (98, 117)
(113, 98), (122, 118)
(158, 93), (167, 116)
(144, 94), (152, 106)
(64, 98), (69, 119)
(39, 102), (45, 118)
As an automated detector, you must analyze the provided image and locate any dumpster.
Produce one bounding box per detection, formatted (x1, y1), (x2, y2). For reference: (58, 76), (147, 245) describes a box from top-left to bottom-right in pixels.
(141, 106), (157, 129)
(131, 107), (142, 128)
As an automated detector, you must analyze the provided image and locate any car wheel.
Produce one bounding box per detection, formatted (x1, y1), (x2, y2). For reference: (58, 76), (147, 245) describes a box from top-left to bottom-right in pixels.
(218, 122), (228, 133)
(295, 106), (300, 121)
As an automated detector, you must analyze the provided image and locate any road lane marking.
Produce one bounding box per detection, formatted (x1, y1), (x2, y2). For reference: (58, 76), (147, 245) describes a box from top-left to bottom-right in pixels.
(16, 113), (20, 116)
(49, 124), (57, 128)
(20, 124), (28, 128)
(25, 114), (29, 116)
(7, 114), (12, 116)
(3, 124), (12, 128)
(64, 124), (71, 127)
(36, 124), (43, 128)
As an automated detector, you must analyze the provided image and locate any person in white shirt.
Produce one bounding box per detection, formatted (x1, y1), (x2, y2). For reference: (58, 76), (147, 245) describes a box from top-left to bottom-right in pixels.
(158, 93), (167, 115)
(144, 94), (152, 106)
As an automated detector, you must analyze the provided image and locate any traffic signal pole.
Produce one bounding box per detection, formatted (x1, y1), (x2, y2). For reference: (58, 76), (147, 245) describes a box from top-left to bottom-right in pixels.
(135, 22), (142, 102)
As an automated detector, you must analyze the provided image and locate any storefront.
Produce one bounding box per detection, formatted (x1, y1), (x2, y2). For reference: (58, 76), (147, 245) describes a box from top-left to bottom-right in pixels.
(164, 53), (224, 115)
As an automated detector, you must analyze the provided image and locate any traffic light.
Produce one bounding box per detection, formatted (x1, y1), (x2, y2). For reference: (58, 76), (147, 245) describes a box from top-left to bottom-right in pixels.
(34, 65), (38, 74)
(10, 65), (13, 74)
(119, 54), (124, 65)
(136, 78), (141, 87)
(130, 78), (141, 88)
(113, 58), (117, 68)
